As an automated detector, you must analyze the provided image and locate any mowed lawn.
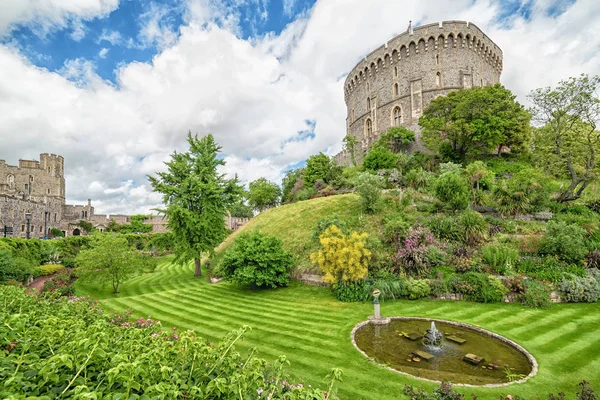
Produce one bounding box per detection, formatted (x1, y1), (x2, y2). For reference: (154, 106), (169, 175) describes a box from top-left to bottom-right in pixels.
(76, 258), (600, 399)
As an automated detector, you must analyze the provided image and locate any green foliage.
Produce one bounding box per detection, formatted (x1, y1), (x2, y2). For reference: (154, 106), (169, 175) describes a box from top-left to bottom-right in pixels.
(247, 177), (282, 212)
(528, 74), (600, 202)
(42, 268), (75, 296)
(403, 381), (468, 400)
(367, 278), (405, 301)
(76, 234), (154, 294)
(363, 145), (397, 171)
(518, 256), (586, 284)
(382, 214), (409, 245)
(219, 232), (293, 288)
(433, 173), (470, 212)
(465, 161), (494, 205)
(450, 272), (508, 303)
(493, 168), (550, 215)
(0, 249), (26, 283)
(304, 153), (333, 187)
(458, 210), (488, 246)
(311, 215), (348, 241)
(282, 168), (304, 203)
(342, 134), (359, 166)
(355, 172), (383, 213)
(428, 215), (462, 242)
(50, 227), (64, 238)
(77, 219), (94, 233)
(332, 280), (370, 302)
(558, 270), (600, 303)
(404, 168), (434, 190)
(228, 200), (254, 218)
(439, 162), (462, 175)
(38, 264), (65, 275)
(520, 280), (552, 309)
(420, 84), (531, 159)
(295, 186), (316, 201)
(540, 221), (587, 264)
(378, 126), (415, 153)
(587, 199), (600, 214)
(404, 278), (431, 300)
(109, 215), (153, 234)
(148, 132), (242, 276)
(481, 244), (519, 275)
(0, 285), (338, 399)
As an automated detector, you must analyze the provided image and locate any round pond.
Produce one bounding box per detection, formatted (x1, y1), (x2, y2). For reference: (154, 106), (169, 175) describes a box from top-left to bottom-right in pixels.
(353, 318), (536, 386)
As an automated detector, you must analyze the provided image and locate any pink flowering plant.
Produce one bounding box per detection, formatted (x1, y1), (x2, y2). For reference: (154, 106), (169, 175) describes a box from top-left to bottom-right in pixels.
(396, 227), (446, 276)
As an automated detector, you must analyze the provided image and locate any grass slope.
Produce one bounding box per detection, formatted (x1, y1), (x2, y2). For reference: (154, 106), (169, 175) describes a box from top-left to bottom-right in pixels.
(77, 258), (600, 400)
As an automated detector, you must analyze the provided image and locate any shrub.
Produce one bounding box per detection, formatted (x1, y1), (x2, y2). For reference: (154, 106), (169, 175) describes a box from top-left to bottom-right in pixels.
(404, 168), (434, 190)
(520, 280), (552, 308)
(518, 234), (542, 255)
(404, 278), (431, 299)
(311, 215), (348, 241)
(586, 250), (600, 269)
(382, 214), (409, 245)
(587, 199), (600, 214)
(42, 268), (75, 296)
(558, 270), (600, 303)
(481, 244), (519, 275)
(433, 173), (470, 212)
(311, 225), (371, 284)
(0, 249), (29, 283)
(450, 272), (507, 303)
(540, 221), (587, 264)
(429, 279), (450, 296)
(219, 232), (293, 288)
(332, 280), (370, 302)
(428, 215), (462, 242)
(303, 152), (332, 187)
(355, 172), (383, 214)
(396, 227), (443, 276)
(493, 168), (550, 215)
(458, 210), (488, 246)
(0, 285), (338, 398)
(363, 145), (397, 171)
(367, 278), (405, 300)
(38, 264), (65, 275)
(294, 186), (316, 201)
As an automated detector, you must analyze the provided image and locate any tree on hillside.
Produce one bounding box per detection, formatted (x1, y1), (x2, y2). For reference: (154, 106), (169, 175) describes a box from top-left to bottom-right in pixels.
(113, 215), (153, 234)
(363, 145), (397, 171)
(228, 200), (254, 218)
(247, 178), (281, 213)
(303, 153), (332, 187)
(528, 74), (600, 202)
(281, 168), (303, 203)
(149, 133), (243, 277)
(378, 126), (415, 153)
(342, 134), (359, 166)
(419, 84), (531, 160)
(76, 234), (153, 294)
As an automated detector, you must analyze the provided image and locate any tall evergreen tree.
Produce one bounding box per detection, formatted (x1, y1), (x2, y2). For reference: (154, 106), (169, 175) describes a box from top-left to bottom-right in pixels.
(149, 132), (242, 276)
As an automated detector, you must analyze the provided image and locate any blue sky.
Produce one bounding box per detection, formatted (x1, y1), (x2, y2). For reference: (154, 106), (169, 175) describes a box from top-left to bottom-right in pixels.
(0, 0), (597, 214)
(3, 0), (316, 83)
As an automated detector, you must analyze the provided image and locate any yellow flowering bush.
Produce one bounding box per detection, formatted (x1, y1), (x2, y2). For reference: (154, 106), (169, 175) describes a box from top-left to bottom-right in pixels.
(310, 225), (371, 283)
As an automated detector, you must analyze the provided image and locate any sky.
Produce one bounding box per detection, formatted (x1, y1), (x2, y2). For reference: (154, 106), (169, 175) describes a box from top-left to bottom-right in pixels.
(0, 0), (599, 215)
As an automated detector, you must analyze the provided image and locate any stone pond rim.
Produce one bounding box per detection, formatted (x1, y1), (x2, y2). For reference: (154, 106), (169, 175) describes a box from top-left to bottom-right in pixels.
(350, 316), (538, 388)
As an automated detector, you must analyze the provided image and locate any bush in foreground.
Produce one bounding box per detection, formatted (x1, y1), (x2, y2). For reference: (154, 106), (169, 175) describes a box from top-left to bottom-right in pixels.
(0, 285), (340, 399)
(219, 231), (294, 288)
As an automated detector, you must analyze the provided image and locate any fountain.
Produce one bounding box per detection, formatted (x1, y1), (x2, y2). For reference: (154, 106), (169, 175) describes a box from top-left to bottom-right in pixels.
(422, 321), (443, 348)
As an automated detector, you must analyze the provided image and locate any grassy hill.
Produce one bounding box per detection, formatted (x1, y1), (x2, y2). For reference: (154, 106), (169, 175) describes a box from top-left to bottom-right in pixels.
(215, 193), (389, 272)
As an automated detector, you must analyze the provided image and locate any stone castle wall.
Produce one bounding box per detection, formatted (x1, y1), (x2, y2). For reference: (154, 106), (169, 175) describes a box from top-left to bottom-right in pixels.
(335, 21), (502, 165)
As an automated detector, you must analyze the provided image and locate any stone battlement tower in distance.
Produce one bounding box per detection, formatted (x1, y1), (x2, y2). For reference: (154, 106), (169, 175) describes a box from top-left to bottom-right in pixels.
(335, 21), (502, 165)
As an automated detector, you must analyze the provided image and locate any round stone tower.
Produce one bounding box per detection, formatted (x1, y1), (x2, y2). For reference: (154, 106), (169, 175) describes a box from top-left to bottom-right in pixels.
(336, 21), (502, 165)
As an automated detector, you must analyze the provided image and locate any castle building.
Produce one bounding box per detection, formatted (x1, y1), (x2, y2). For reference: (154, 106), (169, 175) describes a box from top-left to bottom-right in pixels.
(335, 21), (502, 164)
(0, 153), (246, 238)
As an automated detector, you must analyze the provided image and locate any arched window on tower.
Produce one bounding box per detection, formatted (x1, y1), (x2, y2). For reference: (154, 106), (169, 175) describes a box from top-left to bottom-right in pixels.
(394, 83), (399, 97)
(367, 97), (371, 113)
(393, 107), (402, 126)
(394, 66), (398, 77)
(365, 118), (372, 138)
(7, 175), (14, 188)
(436, 54), (439, 65)
(436, 72), (441, 87)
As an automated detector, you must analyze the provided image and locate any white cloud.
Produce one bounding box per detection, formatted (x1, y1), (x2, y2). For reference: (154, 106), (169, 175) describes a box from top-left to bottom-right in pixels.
(0, 0), (599, 215)
(282, 0), (297, 17)
(137, 2), (181, 50)
(0, 0), (118, 37)
(70, 19), (87, 41)
(98, 47), (109, 58)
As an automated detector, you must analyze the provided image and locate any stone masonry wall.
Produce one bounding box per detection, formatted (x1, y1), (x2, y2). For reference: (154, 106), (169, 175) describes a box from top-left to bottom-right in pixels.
(335, 21), (502, 165)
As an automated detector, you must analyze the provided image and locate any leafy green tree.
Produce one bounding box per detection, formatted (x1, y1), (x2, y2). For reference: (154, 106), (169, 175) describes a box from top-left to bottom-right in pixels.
(528, 74), (600, 202)
(342, 134), (359, 165)
(355, 172), (383, 213)
(419, 84), (531, 159)
(247, 178), (281, 213)
(433, 172), (470, 212)
(303, 153), (332, 187)
(465, 161), (493, 205)
(219, 232), (293, 288)
(117, 215), (153, 234)
(149, 133), (242, 277)
(228, 200), (254, 218)
(77, 220), (94, 234)
(281, 168), (303, 203)
(378, 126), (415, 153)
(76, 234), (153, 294)
(49, 227), (64, 238)
(363, 145), (397, 171)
